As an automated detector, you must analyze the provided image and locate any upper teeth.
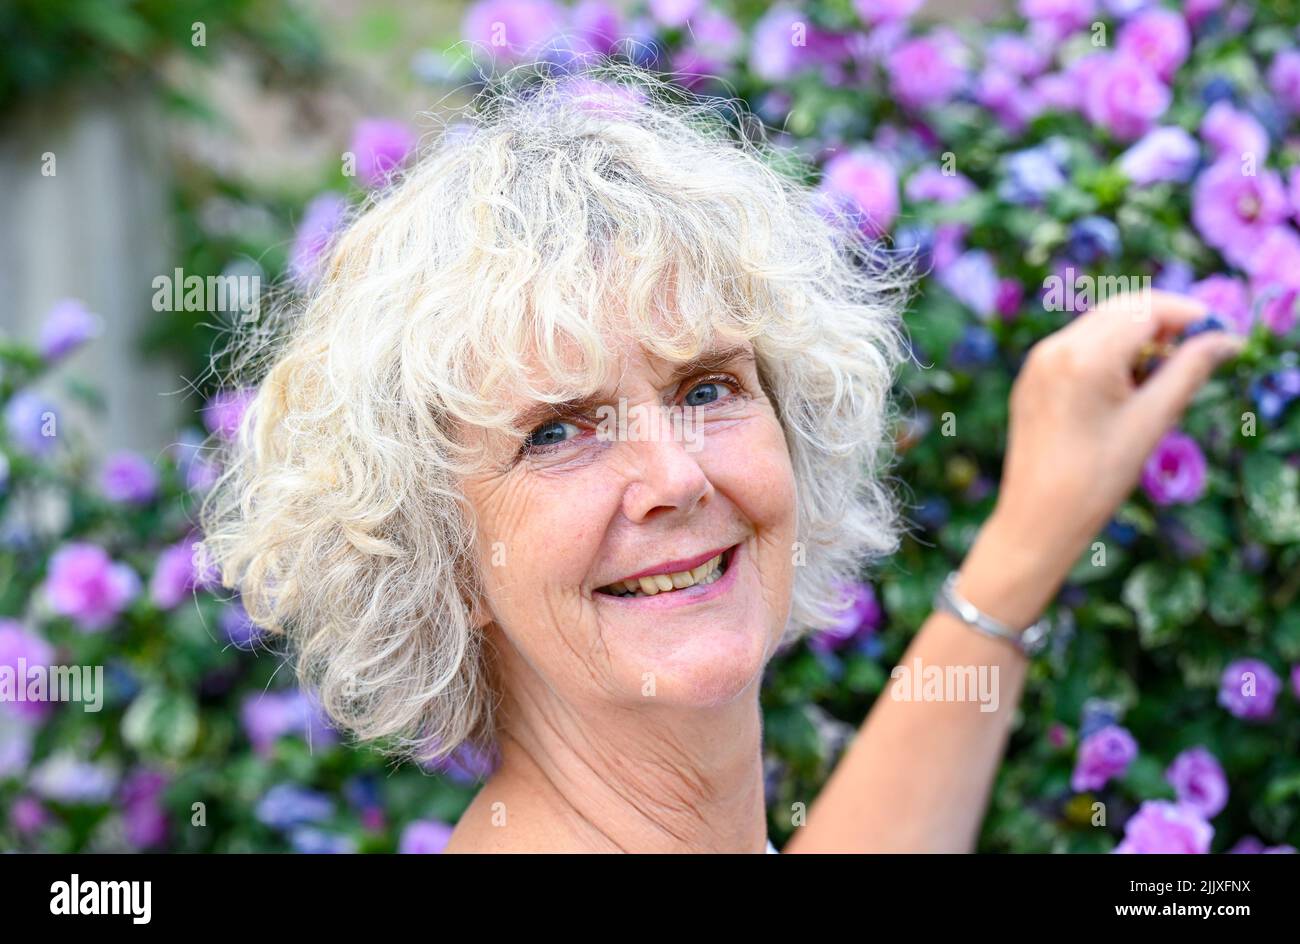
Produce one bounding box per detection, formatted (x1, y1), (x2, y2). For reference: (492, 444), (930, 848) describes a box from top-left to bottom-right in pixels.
(601, 553), (726, 596)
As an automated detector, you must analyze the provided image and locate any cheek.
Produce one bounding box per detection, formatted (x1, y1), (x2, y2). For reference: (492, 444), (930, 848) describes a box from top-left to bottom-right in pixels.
(707, 415), (797, 540)
(470, 473), (613, 623)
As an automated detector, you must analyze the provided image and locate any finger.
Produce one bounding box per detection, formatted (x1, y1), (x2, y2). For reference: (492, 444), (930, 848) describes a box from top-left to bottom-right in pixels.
(1082, 289), (1210, 360)
(1120, 330), (1243, 451)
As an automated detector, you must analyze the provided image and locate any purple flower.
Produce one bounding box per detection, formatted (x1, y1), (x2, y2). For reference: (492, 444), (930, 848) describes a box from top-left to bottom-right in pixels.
(241, 689), (338, 757)
(8, 796), (50, 835)
(28, 753), (118, 804)
(1066, 216), (1121, 265)
(670, 10), (741, 85)
(852, 0), (925, 25)
(1114, 801), (1213, 853)
(1071, 724), (1137, 792)
(1217, 658), (1282, 721)
(220, 600), (263, 649)
(647, 0), (699, 27)
(930, 223), (967, 273)
(1256, 287), (1299, 336)
(996, 278), (1025, 319)
(949, 325), (999, 370)
(202, 388), (255, 442)
(818, 148), (899, 239)
(810, 580), (883, 653)
(999, 144), (1067, 204)
(904, 167), (975, 204)
(1154, 257), (1195, 293)
(1118, 126), (1200, 186)
(1103, 0), (1155, 18)
(1188, 275), (1251, 334)
(0, 716), (34, 779)
(290, 192), (348, 288)
(255, 783), (334, 829)
(986, 32), (1051, 78)
(1293, 663), (1300, 700)
(568, 0), (623, 56)
(975, 67), (1044, 133)
(171, 429), (221, 494)
(424, 740), (497, 785)
(1192, 161), (1289, 273)
(937, 249), (999, 319)
(1019, 0), (1097, 40)
(1082, 53), (1171, 142)
(886, 32), (968, 110)
(1116, 8), (1189, 82)
(748, 7), (849, 82)
(290, 826), (356, 853)
(1246, 227), (1300, 335)
(1032, 70), (1082, 111)
(149, 538), (217, 610)
(1184, 0), (1224, 29)
(120, 769), (168, 849)
(44, 543), (139, 632)
(347, 119), (417, 190)
(1200, 100), (1270, 163)
(1268, 50), (1300, 115)
(400, 819), (455, 853)
(1165, 747), (1228, 818)
(37, 299), (101, 361)
(0, 620), (56, 722)
(1140, 431), (1207, 507)
(4, 390), (60, 457)
(99, 450), (159, 505)
(287, 826), (356, 853)
(1081, 701), (1124, 739)
(462, 0), (563, 64)
(1228, 835), (1298, 854)
(687, 8), (741, 58)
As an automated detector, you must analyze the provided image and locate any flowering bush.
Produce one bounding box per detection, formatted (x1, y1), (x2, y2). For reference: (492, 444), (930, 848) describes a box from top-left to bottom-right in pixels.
(4, 0), (1300, 853)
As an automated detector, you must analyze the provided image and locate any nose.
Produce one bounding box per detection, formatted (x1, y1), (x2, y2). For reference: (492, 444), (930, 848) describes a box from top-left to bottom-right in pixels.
(618, 408), (713, 523)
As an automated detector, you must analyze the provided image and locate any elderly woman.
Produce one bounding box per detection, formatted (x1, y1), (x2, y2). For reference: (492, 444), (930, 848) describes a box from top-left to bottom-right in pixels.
(201, 65), (1244, 853)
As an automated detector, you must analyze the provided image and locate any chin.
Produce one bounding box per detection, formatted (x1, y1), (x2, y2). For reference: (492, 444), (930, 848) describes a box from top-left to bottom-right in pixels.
(590, 543), (785, 709)
(608, 619), (774, 710)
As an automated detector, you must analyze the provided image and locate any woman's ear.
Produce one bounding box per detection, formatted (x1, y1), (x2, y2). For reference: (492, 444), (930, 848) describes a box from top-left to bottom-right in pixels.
(463, 570), (492, 630)
(468, 591), (491, 630)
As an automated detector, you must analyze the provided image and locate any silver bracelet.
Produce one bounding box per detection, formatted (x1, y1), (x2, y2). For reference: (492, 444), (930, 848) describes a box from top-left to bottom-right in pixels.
(933, 571), (1051, 658)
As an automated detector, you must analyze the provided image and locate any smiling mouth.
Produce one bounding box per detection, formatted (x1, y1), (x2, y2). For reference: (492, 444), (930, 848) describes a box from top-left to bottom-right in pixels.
(595, 545), (737, 598)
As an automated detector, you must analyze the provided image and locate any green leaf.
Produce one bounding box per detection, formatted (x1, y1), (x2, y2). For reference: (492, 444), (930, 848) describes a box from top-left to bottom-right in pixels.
(1121, 564), (1205, 648)
(1243, 452), (1300, 543)
(1275, 608), (1300, 662)
(122, 686), (200, 759)
(843, 655), (886, 695)
(1207, 563), (1263, 626)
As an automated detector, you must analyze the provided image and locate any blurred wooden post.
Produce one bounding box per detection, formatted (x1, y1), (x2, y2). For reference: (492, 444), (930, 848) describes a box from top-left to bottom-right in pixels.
(0, 88), (183, 457)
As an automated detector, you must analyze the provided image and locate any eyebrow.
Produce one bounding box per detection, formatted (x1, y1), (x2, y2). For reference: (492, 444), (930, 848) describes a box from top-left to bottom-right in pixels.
(510, 343), (756, 432)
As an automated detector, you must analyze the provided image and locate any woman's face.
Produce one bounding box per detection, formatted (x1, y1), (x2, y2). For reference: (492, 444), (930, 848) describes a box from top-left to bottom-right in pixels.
(461, 335), (797, 715)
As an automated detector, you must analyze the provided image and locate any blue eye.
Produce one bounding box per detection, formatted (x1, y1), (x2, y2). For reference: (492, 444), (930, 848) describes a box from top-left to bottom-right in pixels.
(524, 419), (581, 450)
(683, 377), (737, 407)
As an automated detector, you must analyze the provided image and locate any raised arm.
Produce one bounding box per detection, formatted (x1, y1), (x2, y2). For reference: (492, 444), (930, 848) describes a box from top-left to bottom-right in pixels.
(782, 290), (1245, 853)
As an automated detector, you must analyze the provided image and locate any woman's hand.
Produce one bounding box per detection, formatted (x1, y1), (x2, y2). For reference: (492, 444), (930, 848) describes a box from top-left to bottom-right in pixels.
(793, 289), (1245, 853)
(958, 289), (1244, 629)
